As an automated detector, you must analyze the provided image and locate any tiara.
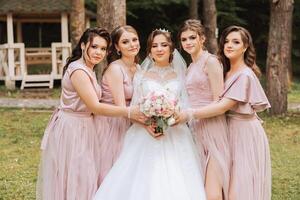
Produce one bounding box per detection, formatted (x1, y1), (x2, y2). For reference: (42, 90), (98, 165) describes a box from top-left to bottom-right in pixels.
(155, 28), (170, 33)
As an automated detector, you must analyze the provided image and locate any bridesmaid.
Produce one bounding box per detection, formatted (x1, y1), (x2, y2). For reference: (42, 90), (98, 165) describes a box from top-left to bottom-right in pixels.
(178, 19), (230, 200)
(178, 25), (271, 200)
(36, 27), (142, 200)
(94, 25), (140, 185)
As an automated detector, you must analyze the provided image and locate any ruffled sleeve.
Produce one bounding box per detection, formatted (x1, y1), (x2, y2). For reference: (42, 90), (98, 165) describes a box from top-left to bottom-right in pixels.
(221, 69), (270, 114)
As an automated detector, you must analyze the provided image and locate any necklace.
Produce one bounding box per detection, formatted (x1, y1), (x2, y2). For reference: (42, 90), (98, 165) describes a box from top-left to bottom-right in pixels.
(149, 65), (174, 80)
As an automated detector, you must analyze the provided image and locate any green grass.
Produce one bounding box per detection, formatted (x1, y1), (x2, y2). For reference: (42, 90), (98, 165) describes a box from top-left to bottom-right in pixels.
(288, 79), (300, 103)
(0, 85), (61, 99)
(0, 108), (50, 200)
(262, 112), (300, 199)
(0, 108), (299, 199)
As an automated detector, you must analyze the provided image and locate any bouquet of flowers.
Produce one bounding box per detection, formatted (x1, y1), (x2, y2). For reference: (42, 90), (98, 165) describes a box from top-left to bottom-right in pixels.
(139, 89), (180, 134)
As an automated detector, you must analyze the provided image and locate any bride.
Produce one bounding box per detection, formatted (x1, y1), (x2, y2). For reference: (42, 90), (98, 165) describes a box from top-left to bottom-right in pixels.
(93, 29), (206, 200)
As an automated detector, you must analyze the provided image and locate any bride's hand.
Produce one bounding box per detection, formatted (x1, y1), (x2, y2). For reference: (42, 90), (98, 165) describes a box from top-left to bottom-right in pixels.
(144, 123), (164, 139)
(172, 111), (188, 126)
(129, 106), (147, 124)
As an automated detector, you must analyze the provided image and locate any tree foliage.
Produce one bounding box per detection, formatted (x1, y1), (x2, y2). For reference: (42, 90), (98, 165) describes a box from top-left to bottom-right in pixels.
(85, 0), (300, 76)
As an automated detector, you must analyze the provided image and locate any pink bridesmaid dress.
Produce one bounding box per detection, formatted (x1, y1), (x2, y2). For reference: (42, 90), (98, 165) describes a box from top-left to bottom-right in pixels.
(221, 67), (271, 200)
(186, 50), (231, 199)
(37, 59), (101, 200)
(94, 61), (133, 185)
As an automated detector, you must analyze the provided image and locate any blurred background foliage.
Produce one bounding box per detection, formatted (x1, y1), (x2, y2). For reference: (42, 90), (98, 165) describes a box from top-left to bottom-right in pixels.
(86, 0), (300, 75)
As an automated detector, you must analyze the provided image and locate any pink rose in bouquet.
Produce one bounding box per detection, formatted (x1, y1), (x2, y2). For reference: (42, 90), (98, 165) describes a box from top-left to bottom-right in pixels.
(139, 90), (179, 134)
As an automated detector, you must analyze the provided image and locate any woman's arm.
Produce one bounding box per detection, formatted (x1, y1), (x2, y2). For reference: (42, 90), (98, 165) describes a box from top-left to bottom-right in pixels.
(176, 98), (237, 124)
(71, 70), (140, 119)
(193, 98), (237, 119)
(205, 57), (224, 101)
(105, 63), (127, 107)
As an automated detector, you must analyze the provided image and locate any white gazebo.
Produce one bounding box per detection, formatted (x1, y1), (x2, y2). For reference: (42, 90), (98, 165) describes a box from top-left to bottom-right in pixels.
(0, 0), (93, 89)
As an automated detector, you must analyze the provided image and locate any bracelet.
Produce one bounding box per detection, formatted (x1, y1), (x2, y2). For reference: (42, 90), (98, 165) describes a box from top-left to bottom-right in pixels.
(127, 106), (131, 119)
(186, 109), (195, 122)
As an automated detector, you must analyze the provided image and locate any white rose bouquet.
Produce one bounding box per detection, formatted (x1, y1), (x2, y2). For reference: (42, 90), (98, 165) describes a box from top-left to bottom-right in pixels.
(139, 90), (179, 134)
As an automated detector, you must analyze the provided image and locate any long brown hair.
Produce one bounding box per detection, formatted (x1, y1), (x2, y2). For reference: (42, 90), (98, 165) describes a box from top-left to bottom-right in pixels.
(63, 27), (110, 75)
(106, 25), (140, 65)
(146, 29), (175, 63)
(218, 25), (261, 77)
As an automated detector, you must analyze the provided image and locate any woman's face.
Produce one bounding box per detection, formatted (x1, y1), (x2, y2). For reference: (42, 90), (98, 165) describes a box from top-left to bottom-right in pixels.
(116, 30), (140, 58)
(223, 31), (247, 61)
(83, 36), (108, 67)
(180, 29), (204, 56)
(150, 34), (171, 66)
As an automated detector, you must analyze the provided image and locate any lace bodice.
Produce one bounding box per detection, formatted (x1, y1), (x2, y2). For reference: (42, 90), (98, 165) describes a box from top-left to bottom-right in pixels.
(131, 66), (189, 109)
(185, 51), (214, 107)
(141, 78), (181, 98)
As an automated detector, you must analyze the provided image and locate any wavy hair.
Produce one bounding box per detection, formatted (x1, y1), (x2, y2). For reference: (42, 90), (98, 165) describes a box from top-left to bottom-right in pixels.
(106, 25), (140, 65)
(218, 25), (261, 77)
(63, 27), (111, 75)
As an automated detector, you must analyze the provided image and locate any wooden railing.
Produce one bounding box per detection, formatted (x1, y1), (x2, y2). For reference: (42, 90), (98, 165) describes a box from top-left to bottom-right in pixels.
(25, 48), (52, 66)
(0, 47), (8, 80)
(0, 43), (25, 80)
(1, 42), (71, 88)
(51, 42), (71, 79)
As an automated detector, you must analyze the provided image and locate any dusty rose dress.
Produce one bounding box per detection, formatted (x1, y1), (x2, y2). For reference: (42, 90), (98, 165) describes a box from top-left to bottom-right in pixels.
(94, 61), (133, 185)
(221, 67), (271, 200)
(186, 51), (230, 199)
(36, 59), (101, 200)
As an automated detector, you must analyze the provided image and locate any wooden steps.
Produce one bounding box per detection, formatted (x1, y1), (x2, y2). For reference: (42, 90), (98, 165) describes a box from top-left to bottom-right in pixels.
(21, 74), (53, 89)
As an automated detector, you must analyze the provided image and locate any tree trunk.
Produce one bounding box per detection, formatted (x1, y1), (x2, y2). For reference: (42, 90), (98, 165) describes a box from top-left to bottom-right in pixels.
(202, 0), (218, 54)
(70, 0), (85, 48)
(96, 0), (126, 79)
(189, 0), (198, 19)
(97, 0), (126, 32)
(266, 0), (294, 115)
(287, 3), (293, 87)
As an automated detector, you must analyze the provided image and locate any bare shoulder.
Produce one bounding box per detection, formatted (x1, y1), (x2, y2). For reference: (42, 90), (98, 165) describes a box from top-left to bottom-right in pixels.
(206, 55), (222, 68)
(205, 55), (222, 74)
(105, 61), (123, 77)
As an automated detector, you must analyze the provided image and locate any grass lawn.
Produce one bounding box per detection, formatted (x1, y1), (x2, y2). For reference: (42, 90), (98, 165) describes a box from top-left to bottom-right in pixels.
(0, 108), (299, 199)
(289, 79), (300, 103)
(0, 85), (61, 99)
(0, 79), (299, 199)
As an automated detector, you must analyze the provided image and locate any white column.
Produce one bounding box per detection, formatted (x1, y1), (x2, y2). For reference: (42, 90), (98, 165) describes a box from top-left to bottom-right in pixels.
(6, 13), (15, 89)
(61, 12), (69, 75)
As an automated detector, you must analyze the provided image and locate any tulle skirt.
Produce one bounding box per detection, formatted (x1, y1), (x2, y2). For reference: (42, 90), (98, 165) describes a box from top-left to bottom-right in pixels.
(94, 115), (131, 185)
(36, 110), (98, 200)
(93, 123), (206, 200)
(190, 115), (230, 199)
(227, 115), (271, 200)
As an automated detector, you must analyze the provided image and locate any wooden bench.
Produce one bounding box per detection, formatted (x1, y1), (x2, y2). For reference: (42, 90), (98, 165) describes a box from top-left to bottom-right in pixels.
(21, 48), (53, 89)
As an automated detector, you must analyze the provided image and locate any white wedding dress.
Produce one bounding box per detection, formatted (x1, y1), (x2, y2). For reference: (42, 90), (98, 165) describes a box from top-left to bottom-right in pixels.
(93, 64), (206, 200)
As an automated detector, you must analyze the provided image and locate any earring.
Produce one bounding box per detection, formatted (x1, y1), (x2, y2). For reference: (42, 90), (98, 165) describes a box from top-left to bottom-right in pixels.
(149, 54), (155, 62)
(117, 50), (121, 55)
(82, 49), (86, 61)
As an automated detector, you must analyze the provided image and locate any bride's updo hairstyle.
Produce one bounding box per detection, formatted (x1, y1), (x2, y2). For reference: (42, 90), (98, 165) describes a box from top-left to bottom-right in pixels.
(146, 29), (175, 62)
